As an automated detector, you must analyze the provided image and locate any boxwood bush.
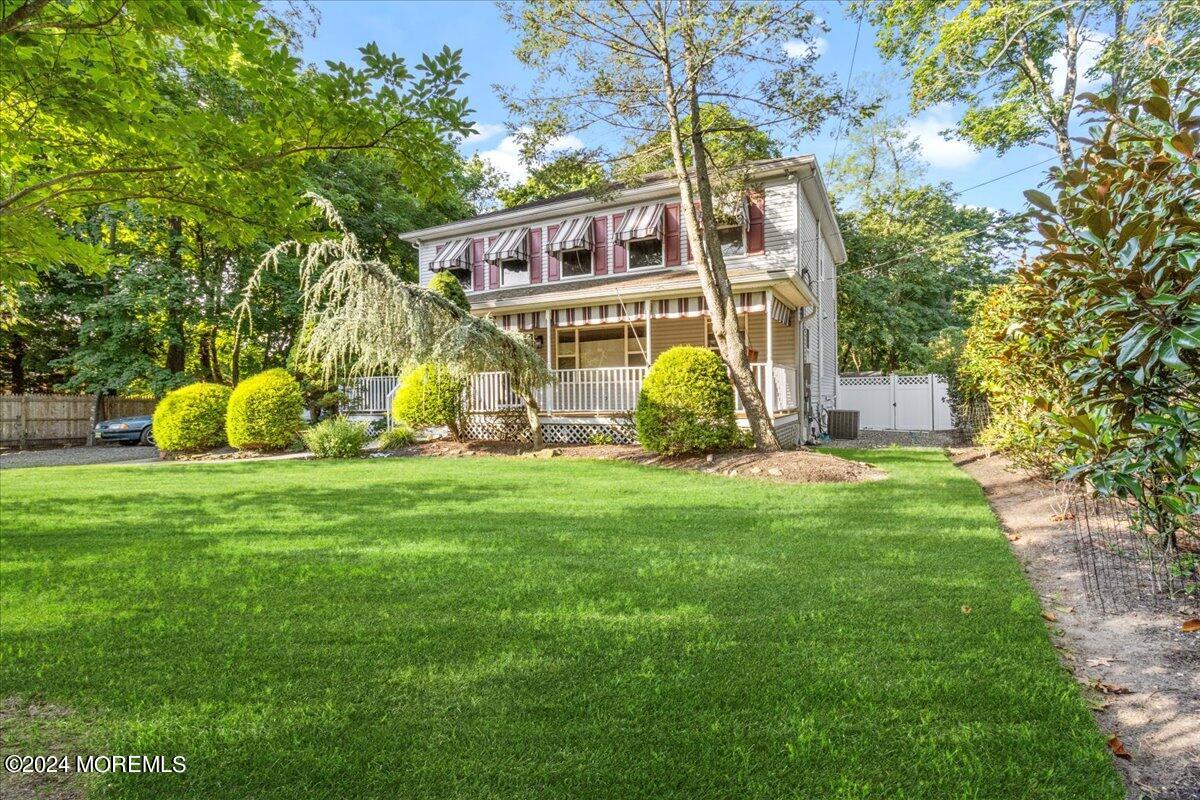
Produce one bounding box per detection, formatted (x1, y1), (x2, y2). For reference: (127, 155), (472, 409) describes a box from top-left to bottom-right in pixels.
(226, 368), (304, 450)
(391, 364), (465, 439)
(635, 346), (739, 455)
(301, 416), (370, 458)
(152, 382), (233, 453)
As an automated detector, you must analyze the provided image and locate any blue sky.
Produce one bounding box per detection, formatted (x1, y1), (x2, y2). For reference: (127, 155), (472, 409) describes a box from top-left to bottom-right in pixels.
(302, 1), (1097, 214)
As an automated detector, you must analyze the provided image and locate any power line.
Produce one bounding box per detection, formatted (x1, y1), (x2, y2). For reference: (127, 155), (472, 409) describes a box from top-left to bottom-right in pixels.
(815, 154), (1058, 282)
(830, 12), (863, 163)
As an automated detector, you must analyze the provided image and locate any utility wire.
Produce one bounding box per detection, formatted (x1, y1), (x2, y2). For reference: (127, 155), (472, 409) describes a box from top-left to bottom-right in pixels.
(830, 12), (863, 163)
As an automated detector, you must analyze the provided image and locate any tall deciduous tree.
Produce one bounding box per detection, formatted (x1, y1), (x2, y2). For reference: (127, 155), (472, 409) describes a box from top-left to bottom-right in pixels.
(0, 0), (471, 286)
(862, 0), (1195, 169)
(501, 0), (854, 450)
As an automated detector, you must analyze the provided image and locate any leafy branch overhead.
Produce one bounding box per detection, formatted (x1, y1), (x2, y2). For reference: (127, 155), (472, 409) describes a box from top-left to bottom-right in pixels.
(0, 0), (473, 285)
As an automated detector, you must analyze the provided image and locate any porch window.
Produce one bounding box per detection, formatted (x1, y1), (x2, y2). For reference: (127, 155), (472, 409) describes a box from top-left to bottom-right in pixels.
(560, 248), (592, 279)
(628, 238), (663, 270)
(556, 323), (647, 369)
(501, 259), (529, 286)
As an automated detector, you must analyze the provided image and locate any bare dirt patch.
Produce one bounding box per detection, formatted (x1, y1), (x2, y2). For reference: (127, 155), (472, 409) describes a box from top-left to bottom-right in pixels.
(950, 447), (1199, 800)
(386, 440), (886, 485)
(0, 697), (87, 800)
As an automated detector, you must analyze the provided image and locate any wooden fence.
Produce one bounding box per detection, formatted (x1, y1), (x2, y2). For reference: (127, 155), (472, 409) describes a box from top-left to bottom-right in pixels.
(0, 394), (157, 448)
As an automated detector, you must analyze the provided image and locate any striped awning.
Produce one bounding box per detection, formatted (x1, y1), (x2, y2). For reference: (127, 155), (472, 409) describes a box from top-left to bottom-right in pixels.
(484, 227), (529, 262)
(546, 215), (593, 252)
(714, 194), (750, 227)
(613, 203), (664, 242)
(651, 292), (767, 319)
(553, 303), (646, 327)
(431, 237), (472, 272)
(494, 311), (546, 332)
(771, 298), (795, 327)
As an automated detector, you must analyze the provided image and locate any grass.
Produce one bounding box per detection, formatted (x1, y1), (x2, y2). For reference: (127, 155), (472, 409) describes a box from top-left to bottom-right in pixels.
(0, 449), (1121, 799)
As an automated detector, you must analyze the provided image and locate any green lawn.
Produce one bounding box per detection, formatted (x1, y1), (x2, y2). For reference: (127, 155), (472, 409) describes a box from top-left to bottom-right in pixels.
(0, 449), (1120, 799)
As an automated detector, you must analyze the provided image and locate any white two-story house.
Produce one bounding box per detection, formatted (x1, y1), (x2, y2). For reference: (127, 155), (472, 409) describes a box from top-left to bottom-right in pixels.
(350, 155), (843, 447)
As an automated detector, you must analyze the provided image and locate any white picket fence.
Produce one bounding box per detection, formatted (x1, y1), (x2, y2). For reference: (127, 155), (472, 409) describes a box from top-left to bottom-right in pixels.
(837, 374), (953, 432)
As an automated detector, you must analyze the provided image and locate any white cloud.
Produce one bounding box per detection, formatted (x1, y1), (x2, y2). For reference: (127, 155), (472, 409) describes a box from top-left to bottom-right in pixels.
(905, 106), (979, 170)
(477, 131), (585, 182)
(783, 37), (827, 59)
(462, 123), (506, 145)
(1049, 30), (1109, 97)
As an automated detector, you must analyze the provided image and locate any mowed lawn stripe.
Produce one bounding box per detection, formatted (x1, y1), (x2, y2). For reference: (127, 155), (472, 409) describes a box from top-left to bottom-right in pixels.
(0, 449), (1121, 799)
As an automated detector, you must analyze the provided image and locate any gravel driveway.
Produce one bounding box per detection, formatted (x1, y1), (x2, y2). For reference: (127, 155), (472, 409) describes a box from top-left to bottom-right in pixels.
(0, 445), (160, 469)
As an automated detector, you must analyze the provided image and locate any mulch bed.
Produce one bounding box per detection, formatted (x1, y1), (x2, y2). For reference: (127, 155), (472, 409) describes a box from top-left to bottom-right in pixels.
(387, 440), (886, 485)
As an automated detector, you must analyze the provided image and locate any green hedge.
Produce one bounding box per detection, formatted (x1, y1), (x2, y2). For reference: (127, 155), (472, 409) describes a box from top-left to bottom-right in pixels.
(428, 270), (470, 312)
(152, 382), (232, 453)
(391, 364), (465, 439)
(635, 346), (739, 455)
(226, 368), (304, 450)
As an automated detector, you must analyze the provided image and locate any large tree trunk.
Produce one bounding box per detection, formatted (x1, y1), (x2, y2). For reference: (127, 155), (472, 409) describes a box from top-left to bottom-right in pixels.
(165, 216), (186, 373)
(659, 11), (780, 451)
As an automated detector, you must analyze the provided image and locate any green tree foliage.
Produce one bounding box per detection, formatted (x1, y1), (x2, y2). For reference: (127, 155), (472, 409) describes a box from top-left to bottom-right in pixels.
(862, 1), (1196, 168)
(635, 346), (739, 455)
(427, 271), (471, 313)
(152, 382), (233, 452)
(1020, 80), (1199, 546)
(496, 152), (607, 208)
(391, 364), (466, 440)
(958, 281), (1070, 474)
(622, 104), (782, 177)
(226, 368), (304, 450)
(0, 0), (471, 286)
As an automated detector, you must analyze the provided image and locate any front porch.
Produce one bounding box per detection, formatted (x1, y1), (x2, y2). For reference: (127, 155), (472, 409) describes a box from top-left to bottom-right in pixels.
(345, 285), (809, 445)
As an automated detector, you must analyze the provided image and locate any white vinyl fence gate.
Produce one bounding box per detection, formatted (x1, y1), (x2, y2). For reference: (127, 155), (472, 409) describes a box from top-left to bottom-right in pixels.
(837, 374), (953, 432)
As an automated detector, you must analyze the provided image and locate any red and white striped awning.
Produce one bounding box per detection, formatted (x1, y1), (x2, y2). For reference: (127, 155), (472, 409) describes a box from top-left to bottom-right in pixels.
(553, 303), (646, 327)
(546, 215), (593, 252)
(431, 237), (472, 272)
(545, 292), (770, 328)
(613, 203), (664, 242)
(771, 298), (795, 327)
(484, 227), (529, 262)
(651, 292), (767, 319)
(714, 194), (751, 227)
(494, 311), (546, 331)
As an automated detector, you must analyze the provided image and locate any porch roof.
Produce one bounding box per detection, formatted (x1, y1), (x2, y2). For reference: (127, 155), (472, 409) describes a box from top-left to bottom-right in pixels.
(466, 265), (815, 315)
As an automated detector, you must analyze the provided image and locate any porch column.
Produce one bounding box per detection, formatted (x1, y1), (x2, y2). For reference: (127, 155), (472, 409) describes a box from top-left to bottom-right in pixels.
(644, 299), (653, 365)
(544, 307), (553, 414)
(765, 291), (776, 416)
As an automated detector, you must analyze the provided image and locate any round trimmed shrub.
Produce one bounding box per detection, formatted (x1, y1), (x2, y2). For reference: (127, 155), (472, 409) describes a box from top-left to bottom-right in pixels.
(635, 346), (739, 455)
(152, 382), (232, 453)
(226, 368), (304, 450)
(391, 364), (465, 439)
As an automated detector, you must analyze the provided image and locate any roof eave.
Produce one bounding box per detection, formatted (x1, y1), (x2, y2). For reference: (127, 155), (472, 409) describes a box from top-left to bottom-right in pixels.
(400, 156), (817, 243)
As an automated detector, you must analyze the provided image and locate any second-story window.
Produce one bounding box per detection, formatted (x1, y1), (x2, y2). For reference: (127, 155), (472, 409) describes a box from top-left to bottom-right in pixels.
(501, 259), (529, 286)
(628, 238), (663, 269)
(560, 248), (592, 278)
(717, 224), (745, 257)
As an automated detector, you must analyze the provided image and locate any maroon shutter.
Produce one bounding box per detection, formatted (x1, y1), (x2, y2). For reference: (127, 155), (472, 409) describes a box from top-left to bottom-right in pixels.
(747, 190), (765, 254)
(664, 203), (681, 266)
(546, 225), (560, 280)
(529, 229), (542, 283)
(471, 240), (485, 291)
(488, 236), (499, 289)
(592, 217), (608, 275)
(611, 214), (626, 272)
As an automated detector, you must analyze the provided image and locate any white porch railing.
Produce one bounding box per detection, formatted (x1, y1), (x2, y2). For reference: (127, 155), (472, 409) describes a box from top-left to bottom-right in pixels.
(346, 362), (798, 418)
(343, 376), (399, 415)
